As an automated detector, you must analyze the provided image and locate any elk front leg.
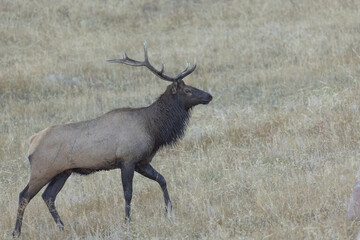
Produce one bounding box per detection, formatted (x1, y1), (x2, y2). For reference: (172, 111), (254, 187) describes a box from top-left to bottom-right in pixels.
(135, 163), (172, 215)
(121, 164), (135, 222)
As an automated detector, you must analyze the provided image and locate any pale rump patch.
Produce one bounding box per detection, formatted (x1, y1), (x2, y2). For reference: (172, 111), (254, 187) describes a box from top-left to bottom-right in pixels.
(28, 126), (54, 156)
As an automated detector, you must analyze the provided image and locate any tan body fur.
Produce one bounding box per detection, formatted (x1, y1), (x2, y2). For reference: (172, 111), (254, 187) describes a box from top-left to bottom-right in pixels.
(28, 108), (154, 192)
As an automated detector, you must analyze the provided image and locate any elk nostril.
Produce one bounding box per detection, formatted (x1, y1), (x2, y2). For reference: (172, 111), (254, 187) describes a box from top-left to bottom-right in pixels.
(207, 94), (213, 101)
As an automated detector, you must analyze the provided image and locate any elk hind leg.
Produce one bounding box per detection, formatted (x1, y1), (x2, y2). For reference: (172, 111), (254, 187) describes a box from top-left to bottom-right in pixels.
(42, 170), (72, 231)
(13, 178), (51, 237)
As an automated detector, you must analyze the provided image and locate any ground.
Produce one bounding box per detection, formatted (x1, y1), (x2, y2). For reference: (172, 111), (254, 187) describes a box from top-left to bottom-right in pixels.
(1, 0), (360, 239)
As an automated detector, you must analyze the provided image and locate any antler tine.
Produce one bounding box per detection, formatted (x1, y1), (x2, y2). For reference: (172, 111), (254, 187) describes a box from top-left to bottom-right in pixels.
(174, 58), (197, 80)
(107, 47), (146, 67)
(143, 42), (149, 62)
(184, 62), (190, 72)
(161, 64), (165, 74)
(107, 42), (196, 82)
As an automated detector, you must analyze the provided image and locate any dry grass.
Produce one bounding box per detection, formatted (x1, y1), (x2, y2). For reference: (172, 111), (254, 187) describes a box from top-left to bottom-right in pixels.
(1, 0), (360, 239)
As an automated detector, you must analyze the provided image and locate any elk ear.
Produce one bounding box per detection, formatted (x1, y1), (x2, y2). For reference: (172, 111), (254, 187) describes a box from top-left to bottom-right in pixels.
(171, 82), (177, 94)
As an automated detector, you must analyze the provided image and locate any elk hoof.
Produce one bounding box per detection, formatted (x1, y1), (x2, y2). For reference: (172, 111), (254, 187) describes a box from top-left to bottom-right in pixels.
(12, 230), (20, 238)
(165, 202), (172, 218)
(125, 216), (131, 223)
(57, 222), (64, 231)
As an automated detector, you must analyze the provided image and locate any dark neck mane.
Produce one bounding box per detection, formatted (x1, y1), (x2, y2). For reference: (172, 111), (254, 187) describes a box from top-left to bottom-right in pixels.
(146, 92), (190, 151)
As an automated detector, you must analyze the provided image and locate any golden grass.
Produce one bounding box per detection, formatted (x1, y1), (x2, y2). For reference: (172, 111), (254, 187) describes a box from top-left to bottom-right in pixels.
(2, 0), (360, 239)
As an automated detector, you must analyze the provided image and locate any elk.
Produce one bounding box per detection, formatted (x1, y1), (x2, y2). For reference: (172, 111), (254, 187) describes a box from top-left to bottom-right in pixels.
(12, 43), (212, 237)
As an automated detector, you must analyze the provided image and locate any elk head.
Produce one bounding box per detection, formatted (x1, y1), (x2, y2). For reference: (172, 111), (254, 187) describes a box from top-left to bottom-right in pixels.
(107, 42), (212, 110)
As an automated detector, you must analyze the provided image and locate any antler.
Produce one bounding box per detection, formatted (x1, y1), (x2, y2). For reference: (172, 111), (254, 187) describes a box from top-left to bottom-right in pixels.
(107, 42), (197, 82)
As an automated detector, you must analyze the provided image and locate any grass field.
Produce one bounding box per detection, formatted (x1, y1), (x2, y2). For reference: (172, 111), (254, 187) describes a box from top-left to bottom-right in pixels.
(1, 0), (360, 239)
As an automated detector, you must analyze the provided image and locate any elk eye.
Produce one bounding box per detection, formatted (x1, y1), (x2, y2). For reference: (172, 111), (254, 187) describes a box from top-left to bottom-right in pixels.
(185, 89), (192, 94)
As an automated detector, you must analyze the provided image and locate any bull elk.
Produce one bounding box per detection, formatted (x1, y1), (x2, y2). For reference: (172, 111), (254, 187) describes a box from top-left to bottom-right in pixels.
(12, 43), (212, 237)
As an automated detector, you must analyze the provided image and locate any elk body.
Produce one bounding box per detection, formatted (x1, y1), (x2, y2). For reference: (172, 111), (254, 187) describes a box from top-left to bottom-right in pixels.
(12, 43), (212, 237)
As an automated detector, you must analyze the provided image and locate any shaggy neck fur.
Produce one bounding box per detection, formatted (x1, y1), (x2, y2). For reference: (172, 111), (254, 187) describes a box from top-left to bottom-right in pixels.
(146, 92), (190, 152)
